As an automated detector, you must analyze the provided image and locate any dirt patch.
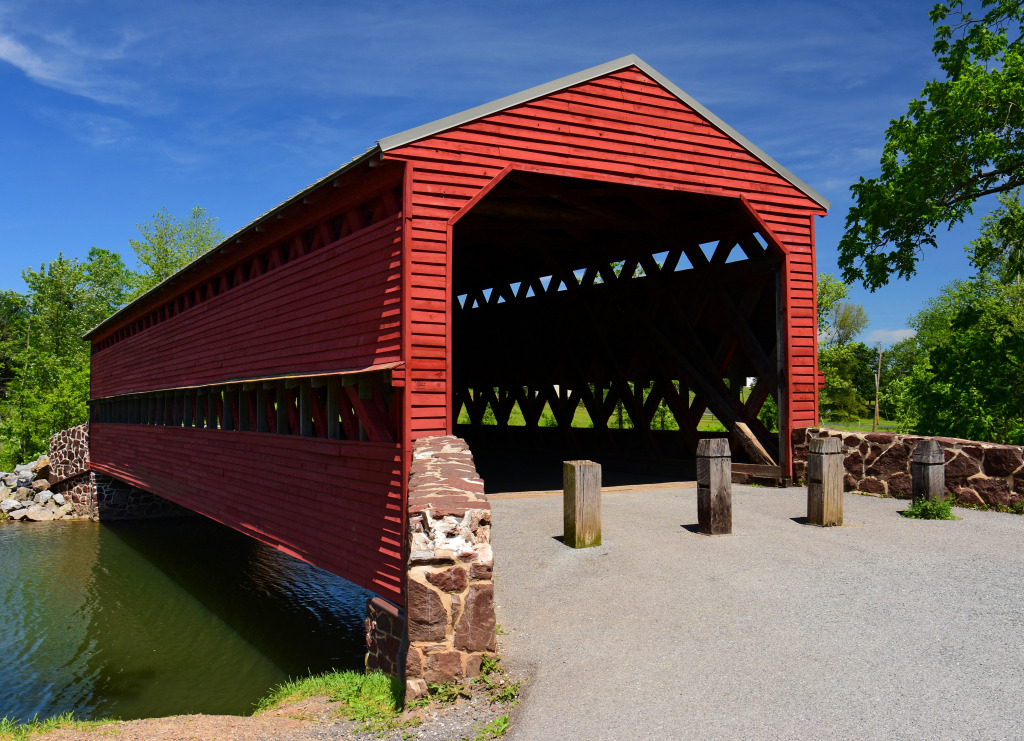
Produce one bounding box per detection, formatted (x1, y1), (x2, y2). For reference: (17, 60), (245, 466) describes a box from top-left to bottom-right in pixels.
(37, 677), (517, 741)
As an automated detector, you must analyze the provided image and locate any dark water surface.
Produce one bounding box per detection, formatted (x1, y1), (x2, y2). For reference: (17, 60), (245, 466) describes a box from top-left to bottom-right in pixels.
(0, 517), (372, 723)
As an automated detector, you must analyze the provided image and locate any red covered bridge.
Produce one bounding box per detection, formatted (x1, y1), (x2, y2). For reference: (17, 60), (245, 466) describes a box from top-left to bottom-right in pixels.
(85, 55), (828, 602)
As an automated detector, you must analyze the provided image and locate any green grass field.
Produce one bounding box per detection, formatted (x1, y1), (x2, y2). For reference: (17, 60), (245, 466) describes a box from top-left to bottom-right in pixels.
(455, 387), (738, 433)
(819, 417), (897, 433)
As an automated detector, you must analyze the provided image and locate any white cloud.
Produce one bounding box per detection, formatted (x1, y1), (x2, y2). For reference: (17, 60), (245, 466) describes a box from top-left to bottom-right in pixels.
(0, 26), (145, 107)
(865, 328), (916, 345)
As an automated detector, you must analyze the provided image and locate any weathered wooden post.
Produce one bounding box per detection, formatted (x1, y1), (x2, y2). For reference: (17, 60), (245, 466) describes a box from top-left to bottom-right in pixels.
(807, 436), (843, 526)
(912, 439), (946, 503)
(697, 438), (732, 535)
(563, 460), (601, 548)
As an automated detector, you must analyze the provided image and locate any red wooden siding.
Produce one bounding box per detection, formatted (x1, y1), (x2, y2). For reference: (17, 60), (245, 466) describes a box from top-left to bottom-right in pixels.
(91, 423), (404, 599)
(91, 197), (403, 399)
(387, 65), (823, 453)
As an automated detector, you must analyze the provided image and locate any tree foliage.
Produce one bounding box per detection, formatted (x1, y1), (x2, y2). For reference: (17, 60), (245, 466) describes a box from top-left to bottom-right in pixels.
(881, 189), (1024, 442)
(0, 251), (130, 466)
(969, 188), (1024, 281)
(0, 207), (217, 467)
(130, 206), (222, 297)
(839, 0), (1024, 289)
(815, 274), (874, 423)
(906, 276), (1023, 442)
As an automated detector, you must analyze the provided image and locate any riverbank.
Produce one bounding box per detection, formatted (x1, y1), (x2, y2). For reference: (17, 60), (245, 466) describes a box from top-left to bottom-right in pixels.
(8, 673), (519, 741)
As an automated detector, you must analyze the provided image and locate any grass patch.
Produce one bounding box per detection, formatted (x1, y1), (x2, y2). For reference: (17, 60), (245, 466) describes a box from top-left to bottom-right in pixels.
(468, 714), (510, 740)
(954, 500), (1024, 515)
(473, 655), (521, 707)
(255, 670), (405, 733)
(900, 497), (957, 520)
(820, 417), (898, 433)
(0, 712), (113, 740)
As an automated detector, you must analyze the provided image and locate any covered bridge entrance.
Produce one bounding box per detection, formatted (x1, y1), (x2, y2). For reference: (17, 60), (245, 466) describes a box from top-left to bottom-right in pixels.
(85, 55), (828, 604)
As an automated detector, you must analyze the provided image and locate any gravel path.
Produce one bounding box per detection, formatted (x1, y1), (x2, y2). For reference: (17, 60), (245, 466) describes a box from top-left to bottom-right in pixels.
(491, 486), (1024, 741)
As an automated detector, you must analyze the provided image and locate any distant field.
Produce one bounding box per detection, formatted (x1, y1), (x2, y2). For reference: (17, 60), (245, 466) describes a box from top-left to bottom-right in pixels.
(820, 417), (898, 433)
(455, 386), (754, 434)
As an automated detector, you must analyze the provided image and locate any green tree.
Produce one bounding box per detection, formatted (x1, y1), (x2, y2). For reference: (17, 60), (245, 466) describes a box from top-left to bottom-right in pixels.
(905, 275), (1024, 443)
(130, 206), (222, 297)
(815, 275), (873, 423)
(877, 335), (928, 431)
(839, 0), (1024, 289)
(0, 250), (130, 467)
(969, 188), (1024, 282)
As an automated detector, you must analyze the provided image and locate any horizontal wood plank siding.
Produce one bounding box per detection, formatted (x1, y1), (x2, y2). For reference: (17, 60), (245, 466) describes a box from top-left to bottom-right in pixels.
(390, 66), (823, 443)
(91, 423), (404, 599)
(91, 212), (403, 398)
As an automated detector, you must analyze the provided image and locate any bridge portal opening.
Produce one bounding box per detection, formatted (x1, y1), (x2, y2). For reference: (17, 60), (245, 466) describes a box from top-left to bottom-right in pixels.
(451, 170), (785, 491)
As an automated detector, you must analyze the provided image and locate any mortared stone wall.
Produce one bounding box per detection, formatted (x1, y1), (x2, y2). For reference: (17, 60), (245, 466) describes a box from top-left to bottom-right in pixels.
(792, 427), (1024, 506)
(402, 435), (496, 701)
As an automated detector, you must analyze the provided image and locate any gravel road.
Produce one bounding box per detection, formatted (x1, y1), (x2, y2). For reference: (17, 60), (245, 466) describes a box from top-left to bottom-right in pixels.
(491, 486), (1024, 741)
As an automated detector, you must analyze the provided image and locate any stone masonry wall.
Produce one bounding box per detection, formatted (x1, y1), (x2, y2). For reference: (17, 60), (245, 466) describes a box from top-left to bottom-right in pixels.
(793, 427), (1024, 506)
(404, 436), (495, 701)
(93, 473), (196, 520)
(48, 423), (94, 517)
(365, 597), (405, 678)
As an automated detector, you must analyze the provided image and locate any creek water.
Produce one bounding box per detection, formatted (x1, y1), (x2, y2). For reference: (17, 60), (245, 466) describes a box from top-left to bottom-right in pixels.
(0, 516), (373, 723)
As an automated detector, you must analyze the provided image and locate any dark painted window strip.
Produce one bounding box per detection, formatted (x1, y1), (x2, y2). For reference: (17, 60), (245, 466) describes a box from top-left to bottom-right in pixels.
(89, 371), (398, 444)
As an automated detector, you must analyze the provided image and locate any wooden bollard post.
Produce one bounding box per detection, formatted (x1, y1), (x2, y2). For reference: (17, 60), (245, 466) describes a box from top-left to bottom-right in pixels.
(807, 436), (844, 526)
(697, 438), (732, 535)
(912, 439), (946, 503)
(563, 460), (601, 548)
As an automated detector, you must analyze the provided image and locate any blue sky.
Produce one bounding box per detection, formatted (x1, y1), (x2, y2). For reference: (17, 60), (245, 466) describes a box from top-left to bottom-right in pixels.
(0, 0), (987, 344)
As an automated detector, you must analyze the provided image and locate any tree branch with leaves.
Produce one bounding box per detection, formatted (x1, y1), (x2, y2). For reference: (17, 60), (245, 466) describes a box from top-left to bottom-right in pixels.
(839, 0), (1024, 289)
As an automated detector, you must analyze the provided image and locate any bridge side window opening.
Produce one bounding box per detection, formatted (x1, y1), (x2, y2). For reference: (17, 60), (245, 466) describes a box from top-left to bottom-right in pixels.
(89, 371), (397, 444)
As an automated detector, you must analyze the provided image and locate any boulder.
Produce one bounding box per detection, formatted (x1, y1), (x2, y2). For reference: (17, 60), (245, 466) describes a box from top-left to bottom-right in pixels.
(16, 475), (33, 489)
(1, 498), (22, 513)
(30, 479), (50, 493)
(34, 490), (53, 505)
(7, 509), (28, 520)
(31, 456), (50, 474)
(58, 503), (73, 517)
(14, 463), (34, 474)
(23, 505), (54, 522)
(2, 473), (19, 488)
(52, 493), (66, 506)
(16, 487), (34, 500)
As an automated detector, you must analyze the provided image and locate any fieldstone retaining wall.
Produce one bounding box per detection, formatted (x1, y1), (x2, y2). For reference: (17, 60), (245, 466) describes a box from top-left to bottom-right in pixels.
(793, 427), (1024, 506)
(93, 473), (195, 520)
(49, 423), (95, 517)
(403, 435), (496, 701)
(49, 423), (89, 481)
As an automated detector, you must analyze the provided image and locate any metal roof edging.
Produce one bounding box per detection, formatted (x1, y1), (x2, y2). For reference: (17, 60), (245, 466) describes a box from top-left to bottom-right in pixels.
(377, 53), (830, 212)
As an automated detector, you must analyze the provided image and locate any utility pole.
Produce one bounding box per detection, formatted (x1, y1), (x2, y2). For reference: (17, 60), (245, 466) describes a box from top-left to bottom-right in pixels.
(873, 342), (883, 432)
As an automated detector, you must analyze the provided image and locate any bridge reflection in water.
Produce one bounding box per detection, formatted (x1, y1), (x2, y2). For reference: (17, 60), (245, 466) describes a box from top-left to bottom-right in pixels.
(0, 517), (371, 723)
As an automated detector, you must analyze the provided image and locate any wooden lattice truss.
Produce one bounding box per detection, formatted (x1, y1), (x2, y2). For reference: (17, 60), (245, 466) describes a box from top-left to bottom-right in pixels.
(452, 171), (785, 465)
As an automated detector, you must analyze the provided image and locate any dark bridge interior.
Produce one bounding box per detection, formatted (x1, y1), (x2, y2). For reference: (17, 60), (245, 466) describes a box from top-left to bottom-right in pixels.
(451, 171), (785, 490)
